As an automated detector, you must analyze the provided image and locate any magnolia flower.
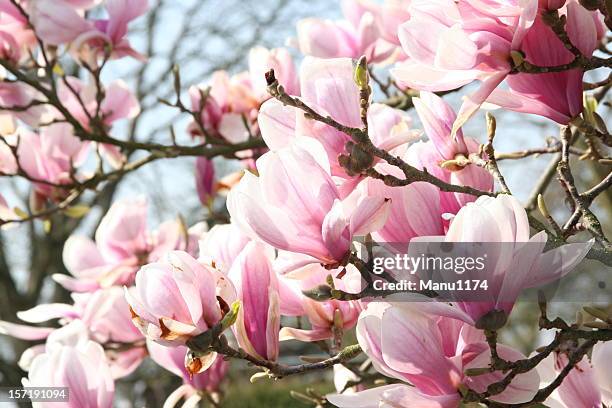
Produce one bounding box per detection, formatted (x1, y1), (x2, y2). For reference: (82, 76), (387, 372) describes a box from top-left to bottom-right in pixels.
(258, 57), (418, 193)
(16, 125), (90, 205)
(125, 251), (236, 350)
(188, 70), (259, 143)
(487, 1), (604, 124)
(0, 287), (146, 378)
(58, 77), (140, 131)
(147, 340), (228, 408)
(328, 302), (540, 407)
(227, 140), (391, 266)
(56, 77), (141, 167)
(249, 46), (299, 99)
(366, 177), (446, 244)
(228, 241), (280, 361)
(57, 197), (198, 291)
(377, 0), (411, 46)
(198, 223), (251, 274)
(538, 342), (612, 407)
(30, 0), (148, 62)
(23, 321), (115, 408)
(296, 0), (396, 63)
(0, 0), (36, 62)
(195, 157), (216, 206)
(0, 82), (51, 126)
(416, 194), (593, 328)
(278, 264), (361, 342)
(393, 0), (538, 133)
(409, 91), (493, 213)
(0, 135), (16, 175)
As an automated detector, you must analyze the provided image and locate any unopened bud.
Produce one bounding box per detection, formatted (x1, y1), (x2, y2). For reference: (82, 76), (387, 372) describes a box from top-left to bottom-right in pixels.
(333, 308), (344, 330)
(354, 56), (369, 89)
(537, 194), (551, 219)
(172, 65), (181, 96)
(486, 112), (496, 141)
(220, 300), (241, 330)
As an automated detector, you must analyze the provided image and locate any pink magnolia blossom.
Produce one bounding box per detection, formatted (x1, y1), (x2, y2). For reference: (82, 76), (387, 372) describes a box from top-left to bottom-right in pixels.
(56, 76), (140, 167)
(296, 0), (396, 63)
(198, 223), (251, 274)
(249, 46), (299, 99)
(538, 342), (612, 407)
(125, 250), (236, 348)
(0, 82), (50, 126)
(147, 340), (228, 408)
(408, 91), (493, 214)
(195, 157), (216, 206)
(378, 0), (411, 46)
(57, 197), (198, 291)
(188, 46), (298, 143)
(0, 287), (146, 378)
(366, 177), (446, 244)
(487, 1), (603, 124)
(328, 302), (540, 407)
(23, 321), (115, 408)
(227, 140), (391, 266)
(30, 0), (148, 62)
(0, 134), (17, 174)
(420, 194), (593, 328)
(278, 264), (361, 342)
(258, 57), (418, 193)
(188, 71), (258, 143)
(0, 0), (36, 62)
(16, 125), (90, 204)
(58, 77), (141, 130)
(228, 241), (280, 361)
(393, 0), (538, 133)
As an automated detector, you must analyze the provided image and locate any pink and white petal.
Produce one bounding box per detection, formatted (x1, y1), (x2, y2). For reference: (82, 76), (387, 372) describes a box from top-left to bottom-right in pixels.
(349, 196), (391, 236)
(300, 57), (361, 128)
(101, 80), (140, 123)
(18, 344), (46, 371)
(465, 343), (539, 404)
(258, 99), (297, 150)
(279, 327), (332, 342)
(52, 274), (101, 292)
(526, 239), (594, 288)
(565, 1), (598, 57)
(30, 0), (92, 45)
(391, 61), (477, 92)
(592, 342), (612, 405)
(0, 321), (53, 340)
(326, 385), (405, 408)
(452, 71), (507, 136)
(62, 235), (106, 276)
(486, 88), (572, 124)
(435, 25), (478, 70)
(17, 303), (78, 323)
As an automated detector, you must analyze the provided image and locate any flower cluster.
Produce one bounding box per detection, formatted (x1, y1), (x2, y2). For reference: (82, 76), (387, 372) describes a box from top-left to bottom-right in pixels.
(0, 0), (609, 407)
